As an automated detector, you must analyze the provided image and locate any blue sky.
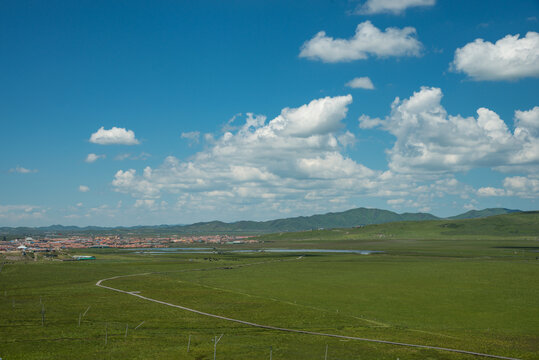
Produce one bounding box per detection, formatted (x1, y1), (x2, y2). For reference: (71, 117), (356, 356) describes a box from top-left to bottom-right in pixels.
(1, 0), (538, 226)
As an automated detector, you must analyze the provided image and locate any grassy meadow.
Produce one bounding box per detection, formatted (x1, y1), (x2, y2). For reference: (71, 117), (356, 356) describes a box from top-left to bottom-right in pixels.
(1, 213), (538, 359)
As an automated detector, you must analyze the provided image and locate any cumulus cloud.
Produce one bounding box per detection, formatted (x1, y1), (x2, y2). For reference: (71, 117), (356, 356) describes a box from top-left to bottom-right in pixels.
(346, 77), (375, 90)
(356, 0), (435, 15)
(181, 131), (201, 145)
(9, 166), (37, 174)
(0, 204), (45, 221)
(383, 177), (469, 211)
(271, 95), (352, 137)
(477, 187), (505, 197)
(503, 175), (539, 198)
(79, 185), (90, 192)
(360, 86), (539, 174)
(89, 127), (140, 145)
(115, 153), (131, 161)
(299, 21), (422, 63)
(135, 199), (155, 208)
(85, 153), (105, 163)
(114, 152), (151, 161)
(358, 115), (384, 129)
(463, 203), (477, 211)
(134, 199), (168, 211)
(514, 106), (539, 137)
(0, 204), (40, 214)
(297, 153), (374, 179)
(452, 32), (539, 81)
(111, 95), (394, 217)
(110, 92), (536, 219)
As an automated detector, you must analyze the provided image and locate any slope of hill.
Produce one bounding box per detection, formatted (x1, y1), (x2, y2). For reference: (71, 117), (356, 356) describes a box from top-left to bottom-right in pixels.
(114, 208), (439, 235)
(447, 208), (521, 220)
(0, 207), (527, 236)
(259, 211), (539, 244)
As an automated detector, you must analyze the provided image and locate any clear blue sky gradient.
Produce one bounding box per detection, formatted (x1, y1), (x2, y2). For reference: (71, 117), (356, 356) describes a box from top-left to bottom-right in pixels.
(1, 0), (538, 226)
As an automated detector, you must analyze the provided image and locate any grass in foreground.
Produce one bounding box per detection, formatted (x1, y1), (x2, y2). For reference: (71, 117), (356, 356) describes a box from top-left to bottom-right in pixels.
(0, 216), (538, 359)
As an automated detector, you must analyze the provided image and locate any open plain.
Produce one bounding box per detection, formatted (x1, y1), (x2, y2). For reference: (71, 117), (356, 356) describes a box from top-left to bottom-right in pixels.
(1, 213), (538, 359)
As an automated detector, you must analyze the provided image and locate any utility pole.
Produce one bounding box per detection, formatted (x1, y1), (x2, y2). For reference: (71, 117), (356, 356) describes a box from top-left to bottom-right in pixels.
(270, 346), (273, 360)
(213, 334), (223, 360)
(41, 304), (45, 326)
(105, 323), (108, 345)
(325, 344), (328, 360)
(187, 334), (191, 352)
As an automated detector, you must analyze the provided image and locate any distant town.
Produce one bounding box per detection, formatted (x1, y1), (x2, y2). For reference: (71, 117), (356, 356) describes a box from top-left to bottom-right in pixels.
(0, 234), (258, 253)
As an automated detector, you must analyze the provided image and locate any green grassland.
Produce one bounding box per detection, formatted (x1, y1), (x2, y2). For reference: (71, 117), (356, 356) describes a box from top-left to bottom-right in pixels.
(257, 212), (539, 254)
(1, 213), (538, 359)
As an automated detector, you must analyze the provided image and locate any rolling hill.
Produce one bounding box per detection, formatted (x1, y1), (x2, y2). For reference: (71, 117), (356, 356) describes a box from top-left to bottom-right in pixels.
(259, 211), (539, 244)
(447, 208), (521, 220)
(0, 207), (524, 236)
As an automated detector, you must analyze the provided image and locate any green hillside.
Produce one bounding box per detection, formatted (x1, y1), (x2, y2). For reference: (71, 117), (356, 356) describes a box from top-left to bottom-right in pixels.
(0, 207), (527, 237)
(177, 207), (439, 234)
(447, 208), (520, 220)
(259, 211), (539, 244)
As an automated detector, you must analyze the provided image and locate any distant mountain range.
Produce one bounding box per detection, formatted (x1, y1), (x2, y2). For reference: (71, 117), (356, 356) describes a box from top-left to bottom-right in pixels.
(446, 208), (522, 220)
(0, 207), (522, 237)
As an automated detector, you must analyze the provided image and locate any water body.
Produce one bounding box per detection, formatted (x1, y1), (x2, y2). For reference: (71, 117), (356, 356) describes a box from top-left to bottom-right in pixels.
(125, 248), (382, 255)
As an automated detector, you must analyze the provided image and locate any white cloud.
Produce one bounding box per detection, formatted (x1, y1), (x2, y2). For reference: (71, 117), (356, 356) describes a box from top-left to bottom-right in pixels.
(297, 152), (375, 179)
(361, 86), (539, 174)
(477, 187), (506, 197)
(299, 21), (422, 63)
(89, 127), (140, 145)
(109, 92), (536, 220)
(514, 106), (539, 137)
(270, 95), (352, 137)
(0, 204), (39, 214)
(9, 165), (37, 174)
(135, 199), (155, 208)
(503, 175), (539, 198)
(346, 77), (375, 90)
(356, 0), (435, 15)
(134, 199), (167, 211)
(463, 203), (477, 211)
(181, 131), (201, 145)
(114, 152), (151, 161)
(0, 204), (45, 221)
(452, 32), (539, 81)
(115, 153), (131, 161)
(85, 153), (105, 163)
(79, 185), (90, 192)
(111, 95), (392, 217)
(359, 115), (384, 129)
(337, 131), (356, 147)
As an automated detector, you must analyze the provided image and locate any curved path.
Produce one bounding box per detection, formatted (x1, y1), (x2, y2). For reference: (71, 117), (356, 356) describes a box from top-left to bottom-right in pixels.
(96, 264), (520, 360)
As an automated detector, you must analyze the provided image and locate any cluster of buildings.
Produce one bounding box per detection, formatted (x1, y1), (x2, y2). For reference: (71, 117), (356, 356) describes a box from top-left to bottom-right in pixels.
(0, 234), (257, 253)
(173, 235), (254, 244)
